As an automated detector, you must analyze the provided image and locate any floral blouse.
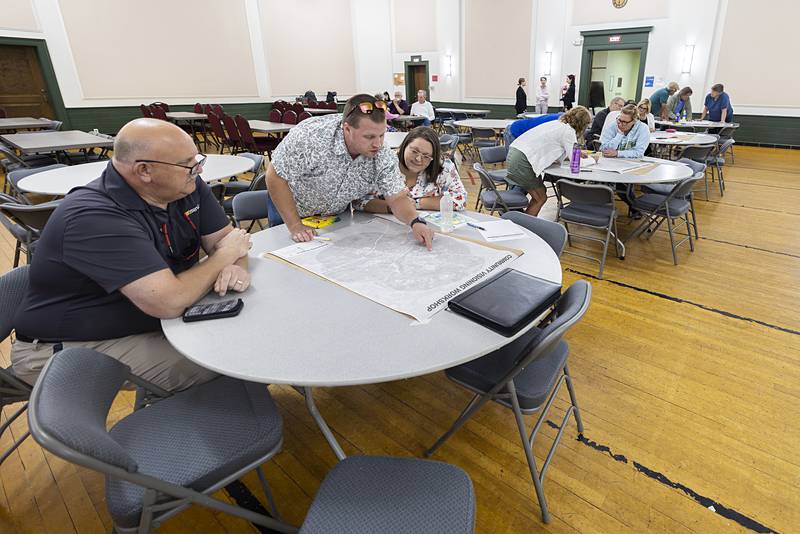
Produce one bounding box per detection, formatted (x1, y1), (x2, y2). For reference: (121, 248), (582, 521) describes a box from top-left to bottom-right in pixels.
(353, 158), (468, 211)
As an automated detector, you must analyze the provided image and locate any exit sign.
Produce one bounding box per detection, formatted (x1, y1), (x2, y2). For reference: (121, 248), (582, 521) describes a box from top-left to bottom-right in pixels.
(609, 35), (622, 43)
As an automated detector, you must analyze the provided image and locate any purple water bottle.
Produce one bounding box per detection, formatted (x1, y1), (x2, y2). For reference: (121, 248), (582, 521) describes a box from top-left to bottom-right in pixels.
(570, 143), (581, 174)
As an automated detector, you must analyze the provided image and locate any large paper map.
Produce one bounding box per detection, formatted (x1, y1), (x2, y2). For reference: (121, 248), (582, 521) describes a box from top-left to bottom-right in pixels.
(266, 218), (520, 322)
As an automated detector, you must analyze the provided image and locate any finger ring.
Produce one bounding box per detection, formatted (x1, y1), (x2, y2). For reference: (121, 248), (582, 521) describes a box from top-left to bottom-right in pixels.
(235, 280), (243, 285)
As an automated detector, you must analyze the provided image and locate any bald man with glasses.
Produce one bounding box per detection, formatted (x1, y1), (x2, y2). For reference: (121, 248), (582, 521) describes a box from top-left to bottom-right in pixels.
(11, 118), (252, 391)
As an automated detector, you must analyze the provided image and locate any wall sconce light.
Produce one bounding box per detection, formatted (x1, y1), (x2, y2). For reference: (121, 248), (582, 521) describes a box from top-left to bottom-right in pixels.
(682, 44), (695, 74)
(446, 55), (453, 77)
(543, 51), (552, 76)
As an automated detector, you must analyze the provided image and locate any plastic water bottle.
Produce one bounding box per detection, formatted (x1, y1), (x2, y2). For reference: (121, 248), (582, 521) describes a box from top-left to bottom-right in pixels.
(570, 143), (581, 174)
(439, 189), (454, 233)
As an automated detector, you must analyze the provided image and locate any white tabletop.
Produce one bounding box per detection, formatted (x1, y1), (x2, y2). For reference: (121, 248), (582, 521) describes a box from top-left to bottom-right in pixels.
(305, 108), (338, 115)
(17, 154), (254, 196)
(161, 212), (562, 387)
(391, 115), (426, 122)
(166, 112), (207, 120)
(654, 119), (737, 130)
(437, 108), (490, 116)
(454, 119), (515, 130)
(0, 130), (114, 154)
(249, 120), (295, 134)
(649, 132), (718, 146)
(545, 157), (693, 185)
(0, 117), (54, 131)
(517, 113), (545, 119)
(384, 131), (407, 149)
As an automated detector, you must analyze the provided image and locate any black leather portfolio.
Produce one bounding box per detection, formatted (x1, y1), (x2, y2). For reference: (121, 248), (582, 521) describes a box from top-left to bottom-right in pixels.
(448, 268), (562, 337)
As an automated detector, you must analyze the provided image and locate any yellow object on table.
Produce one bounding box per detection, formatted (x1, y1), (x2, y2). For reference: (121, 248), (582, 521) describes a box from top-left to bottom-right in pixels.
(302, 215), (339, 228)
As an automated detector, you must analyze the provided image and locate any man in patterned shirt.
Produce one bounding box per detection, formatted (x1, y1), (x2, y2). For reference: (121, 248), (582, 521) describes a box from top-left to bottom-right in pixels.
(266, 94), (434, 250)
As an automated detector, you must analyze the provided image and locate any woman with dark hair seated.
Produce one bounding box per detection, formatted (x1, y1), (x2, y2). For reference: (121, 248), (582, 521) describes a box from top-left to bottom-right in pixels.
(354, 127), (467, 213)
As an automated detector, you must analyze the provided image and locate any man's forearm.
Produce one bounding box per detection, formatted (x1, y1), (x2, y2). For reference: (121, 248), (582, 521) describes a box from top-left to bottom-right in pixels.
(164, 253), (239, 317)
(387, 195), (418, 224)
(266, 171), (302, 228)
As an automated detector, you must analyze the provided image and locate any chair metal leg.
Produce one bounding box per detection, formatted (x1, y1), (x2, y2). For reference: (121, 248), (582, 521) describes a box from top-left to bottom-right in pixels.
(685, 215), (695, 252)
(666, 214), (678, 265)
(689, 198), (699, 238)
(563, 364), (584, 433)
(137, 489), (158, 534)
(425, 393), (486, 457)
(597, 223), (612, 279)
(257, 465), (282, 521)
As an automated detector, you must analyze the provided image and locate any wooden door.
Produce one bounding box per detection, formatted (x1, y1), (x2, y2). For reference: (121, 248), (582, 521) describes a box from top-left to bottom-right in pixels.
(406, 63), (429, 101)
(0, 45), (55, 118)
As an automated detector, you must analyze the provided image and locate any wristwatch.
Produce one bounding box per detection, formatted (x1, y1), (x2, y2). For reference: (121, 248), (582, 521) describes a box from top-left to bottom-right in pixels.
(409, 216), (426, 228)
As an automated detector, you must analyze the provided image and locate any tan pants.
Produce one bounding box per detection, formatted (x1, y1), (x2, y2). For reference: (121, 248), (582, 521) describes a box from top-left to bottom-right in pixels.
(11, 331), (218, 392)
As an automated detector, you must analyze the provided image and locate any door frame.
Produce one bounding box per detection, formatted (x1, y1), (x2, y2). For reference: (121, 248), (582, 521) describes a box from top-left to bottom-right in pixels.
(0, 37), (68, 126)
(577, 27), (651, 107)
(403, 60), (429, 103)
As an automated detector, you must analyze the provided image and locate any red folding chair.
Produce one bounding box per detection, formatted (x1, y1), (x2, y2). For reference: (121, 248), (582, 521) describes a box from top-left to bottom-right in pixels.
(269, 109), (282, 123)
(307, 101), (319, 109)
(281, 110), (298, 124)
(193, 103), (203, 113)
(211, 104), (224, 117)
(206, 113), (229, 152)
(151, 102), (170, 112)
(150, 105), (169, 121)
(292, 102), (304, 115)
(221, 114), (242, 153)
(297, 111), (312, 123)
(235, 115), (280, 158)
(140, 104), (153, 118)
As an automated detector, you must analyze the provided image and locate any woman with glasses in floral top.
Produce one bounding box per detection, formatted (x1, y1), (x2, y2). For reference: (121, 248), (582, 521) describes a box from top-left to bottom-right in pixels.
(354, 127), (467, 213)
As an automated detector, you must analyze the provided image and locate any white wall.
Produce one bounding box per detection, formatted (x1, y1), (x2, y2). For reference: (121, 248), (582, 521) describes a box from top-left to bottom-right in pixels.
(0, 0), (796, 116)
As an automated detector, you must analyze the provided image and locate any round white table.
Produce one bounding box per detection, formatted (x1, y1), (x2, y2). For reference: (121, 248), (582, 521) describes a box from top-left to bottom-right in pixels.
(248, 120), (294, 134)
(654, 119), (737, 131)
(544, 156), (693, 185)
(17, 154), (255, 196)
(649, 132), (717, 146)
(384, 131), (407, 149)
(304, 108), (338, 115)
(454, 119), (515, 130)
(162, 211), (561, 458)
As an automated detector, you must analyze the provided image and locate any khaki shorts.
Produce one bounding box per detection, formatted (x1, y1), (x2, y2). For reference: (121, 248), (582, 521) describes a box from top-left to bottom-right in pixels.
(11, 331), (217, 392)
(506, 147), (545, 191)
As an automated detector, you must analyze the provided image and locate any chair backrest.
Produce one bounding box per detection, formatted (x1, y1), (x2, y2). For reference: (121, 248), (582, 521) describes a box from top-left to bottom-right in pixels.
(507, 280), (592, 377)
(472, 163), (499, 192)
(479, 145), (508, 166)
(443, 123), (459, 136)
(555, 179), (615, 208)
(8, 163), (68, 190)
(268, 109), (282, 123)
(208, 182), (226, 205)
(680, 143), (716, 162)
(0, 265), (29, 341)
(150, 105), (168, 121)
(210, 104), (224, 117)
(206, 112), (228, 143)
(232, 190), (269, 224)
(139, 104), (152, 118)
(292, 102), (304, 115)
(193, 103), (203, 113)
(234, 115), (255, 146)
(238, 152), (265, 174)
(297, 111), (312, 122)
(39, 119), (62, 131)
(282, 110), (298, 124)
(664, 175), (703, 202)
(0, 201), (61, 235)
(437, 111), (453, 122)
(472, 128), (495, 141)
(676, 157), (706, 177)
(453, 112), (468, 121)
(501, 212), (568, 257)
(307, 100), (318, 108)
(717, 138), (735, 155)
(203, 104), (214, 115)
(249, 172), (267, 191)
(151, 101), (169, 112)
(28, 348), (138, 472)
(221, 114), (241, 143)
(716, 126), (736, 139)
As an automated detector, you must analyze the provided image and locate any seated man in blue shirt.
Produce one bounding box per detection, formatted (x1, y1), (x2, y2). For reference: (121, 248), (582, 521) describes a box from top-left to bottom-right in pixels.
(700, 83), (734, 123)
(503, 112), (561, 146)
(599, 104), (650, 159)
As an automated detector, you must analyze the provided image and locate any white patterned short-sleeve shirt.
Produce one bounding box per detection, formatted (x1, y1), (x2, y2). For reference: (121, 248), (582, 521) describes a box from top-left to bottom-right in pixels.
(270, 114), (406, 218)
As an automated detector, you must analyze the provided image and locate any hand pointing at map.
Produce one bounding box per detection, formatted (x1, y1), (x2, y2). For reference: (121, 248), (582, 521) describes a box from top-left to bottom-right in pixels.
(412, 220), (434, 250)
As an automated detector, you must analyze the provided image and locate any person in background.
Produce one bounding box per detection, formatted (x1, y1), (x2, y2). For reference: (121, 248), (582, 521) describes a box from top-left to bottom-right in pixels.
(382, 91), (391, 102)
(410, 90), (436, 127)
(560, 74), (576, 111)
(389, 91), (410, 116)
(649, 82), (679, 119)
(599, 104), (650, 159)
(700, 83), (734, 123)
(636, 98), (656, 131)
(665, 87), (693, 121)
(515, 78), (528, 115)
(354, 127), (467, 213)
(535, 77), (549, 115)
(505, 106), (593, 216)
(266, 94), (434, 248)
(586, 96), (625, 143)
(375, 94), (399, 131)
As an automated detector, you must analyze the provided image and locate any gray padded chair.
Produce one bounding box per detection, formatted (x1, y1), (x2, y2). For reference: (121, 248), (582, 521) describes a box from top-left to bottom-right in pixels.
(471, 127), (498, 154)
(501, 211), (568, 257)
(0, 265), (34, 466)
(555, 179), (623, 278)
(477, 145), (510, 208)
(442, 122), (472, 158)
(0, 145), (58, 175)
(628, 175), (703, 265)
(233, 190), (269, 232)
(28, 347), (291, 534)
(426, 280), (592, 524)
(300, 455), (475, 534)
(472, 163), (528, 215)
(642, 158), (703, 238)
(7, 164), (67, 203)
(679, 142), (717, 199)
(223, 172), (265, 217)
(224, 152), (264, 196)
(0, 199), (60, 267)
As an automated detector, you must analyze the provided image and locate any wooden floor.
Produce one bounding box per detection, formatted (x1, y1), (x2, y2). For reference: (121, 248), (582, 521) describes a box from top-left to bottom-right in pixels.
(0, 145), (798, 533)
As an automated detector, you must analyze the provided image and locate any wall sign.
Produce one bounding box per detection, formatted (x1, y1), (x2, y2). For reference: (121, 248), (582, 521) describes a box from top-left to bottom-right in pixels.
(608, 35), (622, 43)
(431, 74), (438, 82)
(644, 76), (654, 87)
(410, 55), (422, 62)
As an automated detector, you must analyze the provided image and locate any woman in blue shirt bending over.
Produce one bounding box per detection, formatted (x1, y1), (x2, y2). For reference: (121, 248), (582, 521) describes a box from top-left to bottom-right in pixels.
(598, 104), (650, 159)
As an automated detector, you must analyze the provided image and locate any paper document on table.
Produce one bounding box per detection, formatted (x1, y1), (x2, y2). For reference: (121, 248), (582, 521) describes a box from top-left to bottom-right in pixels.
(473, 220), (527, 242)
(592, 159), (652, 173)
(264, 217), (520, 322)
(265, 240), (329, 258)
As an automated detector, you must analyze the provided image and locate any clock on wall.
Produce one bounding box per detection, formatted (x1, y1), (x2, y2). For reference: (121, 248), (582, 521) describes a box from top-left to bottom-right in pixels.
(612, 0), (628, 7)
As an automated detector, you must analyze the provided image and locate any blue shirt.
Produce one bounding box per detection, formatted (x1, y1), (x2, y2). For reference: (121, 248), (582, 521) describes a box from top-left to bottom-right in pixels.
(650, 87), (670, 116)
(508, 113), (561, 139)
(704, 92), (733, 121)
(599, 119), (650, 159)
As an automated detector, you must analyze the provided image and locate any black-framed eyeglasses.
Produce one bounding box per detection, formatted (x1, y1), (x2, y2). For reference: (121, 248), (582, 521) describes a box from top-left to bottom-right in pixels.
(617, 117), (634, 125)
(136, 153), (207, 176)
(160, 209), (200, 261)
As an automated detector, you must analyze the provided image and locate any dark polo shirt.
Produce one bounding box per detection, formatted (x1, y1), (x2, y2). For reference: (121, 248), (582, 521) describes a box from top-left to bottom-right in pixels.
(14, 162), (229, 341)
